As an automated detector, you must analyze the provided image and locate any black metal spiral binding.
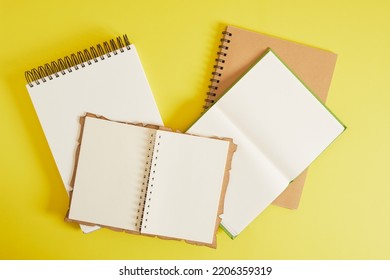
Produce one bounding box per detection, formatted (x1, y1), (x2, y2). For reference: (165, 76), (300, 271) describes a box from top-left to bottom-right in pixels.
(203, 30), (232, 109)
(25, 34), (131, 87)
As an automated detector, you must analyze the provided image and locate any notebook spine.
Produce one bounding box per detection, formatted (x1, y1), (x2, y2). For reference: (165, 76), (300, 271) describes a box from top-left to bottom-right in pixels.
(25, 34), (131, 87)
(139, 133), (162, 231)
(203, 29), (233, 109)
(135, 131), (158, 231)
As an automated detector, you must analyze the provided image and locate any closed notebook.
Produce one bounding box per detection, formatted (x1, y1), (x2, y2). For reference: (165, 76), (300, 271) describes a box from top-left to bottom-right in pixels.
(188, 50), (345, 237)
(204, 25), (338, 209)
(66, 114), (235, 248)
(25, 35), (163, 233)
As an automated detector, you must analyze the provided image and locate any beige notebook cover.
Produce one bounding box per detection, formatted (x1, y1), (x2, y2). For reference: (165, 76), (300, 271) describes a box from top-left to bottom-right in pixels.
(66, 114), (236, 248)
(204, 25), (338, 209)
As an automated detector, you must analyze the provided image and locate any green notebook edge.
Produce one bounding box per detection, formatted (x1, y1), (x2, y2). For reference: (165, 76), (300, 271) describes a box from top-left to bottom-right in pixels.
(220, 223), (236, 240)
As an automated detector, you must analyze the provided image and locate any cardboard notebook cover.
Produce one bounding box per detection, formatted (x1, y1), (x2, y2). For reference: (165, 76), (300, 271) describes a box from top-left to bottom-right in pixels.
(66, 113), (236, 248)
(204, 25), (338, 209)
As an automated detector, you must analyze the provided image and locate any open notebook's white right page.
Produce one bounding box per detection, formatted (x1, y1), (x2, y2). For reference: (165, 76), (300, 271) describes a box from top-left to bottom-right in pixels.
(141, 129), (230, 245)
(187, 49), (345, 237)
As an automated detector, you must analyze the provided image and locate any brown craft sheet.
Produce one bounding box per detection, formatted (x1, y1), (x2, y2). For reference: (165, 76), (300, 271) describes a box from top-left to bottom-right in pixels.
(205, 25), (337, 209)
(65, 113), (236, 248)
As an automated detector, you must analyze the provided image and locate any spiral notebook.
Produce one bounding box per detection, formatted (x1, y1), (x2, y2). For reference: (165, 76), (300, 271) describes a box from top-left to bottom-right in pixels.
(189, 49), (345, 237)
(66, 114), (235, 248)
(25, 35), (163, 233)
(203, 25), (338, 209)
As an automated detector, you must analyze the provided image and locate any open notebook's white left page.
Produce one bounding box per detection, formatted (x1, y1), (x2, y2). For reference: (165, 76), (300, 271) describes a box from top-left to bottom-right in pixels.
(26, 43), (163, 233)
(68, 117), (152, 231)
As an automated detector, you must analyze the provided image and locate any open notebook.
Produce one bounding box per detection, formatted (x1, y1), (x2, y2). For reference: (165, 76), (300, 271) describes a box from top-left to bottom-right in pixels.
(66, 114), (235, 247)
(25, 35), (163, 233)
(204, 25), (338, 209)
(188, 49), (345, 237)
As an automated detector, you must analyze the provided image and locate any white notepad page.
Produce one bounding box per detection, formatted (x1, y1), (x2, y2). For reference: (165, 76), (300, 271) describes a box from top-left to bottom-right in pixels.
(141, 130), (230, 244)
(187, 50), (345, 237)
(27, 44), (163, 232)
(69, 117), (230, 245)
(68, 117), (151, 231)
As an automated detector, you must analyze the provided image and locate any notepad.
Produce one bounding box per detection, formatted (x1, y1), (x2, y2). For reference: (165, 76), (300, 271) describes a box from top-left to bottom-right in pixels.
(204, 25), (338, 209)
(66, 114), (235, 247)
(188, 50), (345, 237)
(25, 35), (163, 232)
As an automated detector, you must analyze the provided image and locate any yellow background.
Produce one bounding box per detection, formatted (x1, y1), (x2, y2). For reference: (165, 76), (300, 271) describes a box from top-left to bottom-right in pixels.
(1, 0), (389, 259)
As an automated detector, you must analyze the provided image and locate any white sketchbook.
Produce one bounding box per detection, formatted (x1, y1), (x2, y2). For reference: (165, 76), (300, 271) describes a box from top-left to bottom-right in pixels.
(25, 35), (163, 233)
(187, 49), (345, 237)
(66, 115), (235, 247)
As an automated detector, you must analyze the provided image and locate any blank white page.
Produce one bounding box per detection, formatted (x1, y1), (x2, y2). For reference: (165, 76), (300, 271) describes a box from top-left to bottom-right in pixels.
(68, 117), (152, 231)
(216, 50), (345, 179)
(141, 130), (230, 245)
(188, 50), (344, 237)
(188, 107), (290, 237)
(27, 45), (163, 195)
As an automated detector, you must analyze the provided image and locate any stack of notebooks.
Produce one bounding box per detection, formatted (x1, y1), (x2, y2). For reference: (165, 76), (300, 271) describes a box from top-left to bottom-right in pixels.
(25, 26), (345, 248)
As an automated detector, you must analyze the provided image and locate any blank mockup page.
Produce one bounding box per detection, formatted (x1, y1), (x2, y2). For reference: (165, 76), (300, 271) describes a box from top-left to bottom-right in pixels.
(68, 117), (152, 231)
(27, 45), (163, 195)
(215, 50), (345, 179)
(141, 130), (230, 245)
